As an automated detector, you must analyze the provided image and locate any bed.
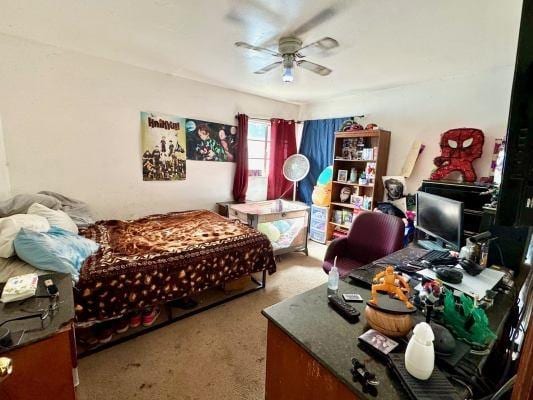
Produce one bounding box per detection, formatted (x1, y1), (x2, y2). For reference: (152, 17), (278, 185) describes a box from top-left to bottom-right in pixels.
(75, 209), (276, 323)
(1, 209), (276, 324)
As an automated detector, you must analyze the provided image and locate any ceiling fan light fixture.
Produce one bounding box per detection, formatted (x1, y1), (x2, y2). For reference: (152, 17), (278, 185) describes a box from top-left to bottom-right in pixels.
(236, 36), (335, 81)
(282, 67), (294, 82)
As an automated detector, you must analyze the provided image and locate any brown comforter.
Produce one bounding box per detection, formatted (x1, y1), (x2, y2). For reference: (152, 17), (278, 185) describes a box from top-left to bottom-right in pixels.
(75, 210), (276, 323)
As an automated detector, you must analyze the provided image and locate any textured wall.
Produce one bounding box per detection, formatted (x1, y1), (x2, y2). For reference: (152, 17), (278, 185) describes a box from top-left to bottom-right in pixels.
(0, 34), (298, 219)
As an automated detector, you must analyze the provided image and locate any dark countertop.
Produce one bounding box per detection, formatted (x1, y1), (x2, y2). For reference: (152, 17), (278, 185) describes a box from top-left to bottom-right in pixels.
(0, 273), (75, 353)
(262, 247), (519, 400)
(263, 279), (409, 399)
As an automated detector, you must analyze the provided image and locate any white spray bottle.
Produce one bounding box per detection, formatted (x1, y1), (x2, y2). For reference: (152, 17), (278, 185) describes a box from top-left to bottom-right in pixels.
(328, 256), (339, 291)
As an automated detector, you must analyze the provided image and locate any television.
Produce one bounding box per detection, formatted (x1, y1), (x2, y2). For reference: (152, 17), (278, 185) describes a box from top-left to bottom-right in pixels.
(416, 191), (464, 251)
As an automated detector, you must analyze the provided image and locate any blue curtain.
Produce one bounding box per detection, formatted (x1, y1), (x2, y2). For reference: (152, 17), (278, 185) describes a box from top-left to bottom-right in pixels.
(298, 117), (352, 204)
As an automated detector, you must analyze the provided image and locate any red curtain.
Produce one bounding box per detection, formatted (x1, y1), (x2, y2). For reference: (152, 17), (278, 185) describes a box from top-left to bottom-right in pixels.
(267, 119), (297, 200)
(232, 114), (249, 203)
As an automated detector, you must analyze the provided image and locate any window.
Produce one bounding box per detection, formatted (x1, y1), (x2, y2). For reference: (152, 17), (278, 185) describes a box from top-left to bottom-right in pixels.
(247, 121), (270, 177)
(247, 120), (271, 201)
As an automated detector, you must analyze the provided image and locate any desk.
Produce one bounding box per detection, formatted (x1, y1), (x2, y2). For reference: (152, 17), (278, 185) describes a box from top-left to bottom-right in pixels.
(262, 247), (516, 400)
(0, 273), (76, 400)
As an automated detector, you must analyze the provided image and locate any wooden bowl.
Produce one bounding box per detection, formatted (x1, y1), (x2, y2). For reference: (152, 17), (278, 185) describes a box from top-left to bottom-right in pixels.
(364, 306), (414, 337)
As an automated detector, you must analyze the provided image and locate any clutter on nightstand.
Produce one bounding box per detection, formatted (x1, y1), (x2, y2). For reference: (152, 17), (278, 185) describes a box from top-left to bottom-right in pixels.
(0, 274), (39, 303)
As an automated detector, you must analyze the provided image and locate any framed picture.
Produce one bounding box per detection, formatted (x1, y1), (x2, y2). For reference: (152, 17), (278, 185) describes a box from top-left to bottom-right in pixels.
(358, 329), (399, 355)
(337, 169), (348, 182)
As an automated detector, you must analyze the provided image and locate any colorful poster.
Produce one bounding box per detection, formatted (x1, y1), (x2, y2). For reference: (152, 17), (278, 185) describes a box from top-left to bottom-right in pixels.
(141, 111), (186, 181)
(185, 119), (238, 162)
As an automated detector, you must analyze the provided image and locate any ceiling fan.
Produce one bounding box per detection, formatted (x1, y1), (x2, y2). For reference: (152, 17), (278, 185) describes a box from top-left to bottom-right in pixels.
(235, 36), (339, 82)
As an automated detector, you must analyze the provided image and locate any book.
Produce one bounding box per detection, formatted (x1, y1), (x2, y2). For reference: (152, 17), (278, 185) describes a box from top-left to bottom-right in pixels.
(333, 210), (343, 224)
(1, 273), (39, 303)
(342, 209), (353, 227)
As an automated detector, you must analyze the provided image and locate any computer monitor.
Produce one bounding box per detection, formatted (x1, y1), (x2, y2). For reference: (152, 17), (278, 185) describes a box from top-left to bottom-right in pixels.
(416, 191), (464, 251)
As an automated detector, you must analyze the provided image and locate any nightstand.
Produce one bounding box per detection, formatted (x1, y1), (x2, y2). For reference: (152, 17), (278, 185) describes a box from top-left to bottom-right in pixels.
(0, 273), (76, 400)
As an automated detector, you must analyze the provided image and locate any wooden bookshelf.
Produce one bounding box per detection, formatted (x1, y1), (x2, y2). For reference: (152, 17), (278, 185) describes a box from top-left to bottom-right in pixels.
(332, 181), (374, 188)
(329, 222), (351, 229)
(331, 202), (355, 209)
(333, 158), (377, 163)
(327, 129), (391, 240)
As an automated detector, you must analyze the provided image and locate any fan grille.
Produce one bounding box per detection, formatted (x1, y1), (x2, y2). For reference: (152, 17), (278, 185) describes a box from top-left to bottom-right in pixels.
(283, 154), (310, 182)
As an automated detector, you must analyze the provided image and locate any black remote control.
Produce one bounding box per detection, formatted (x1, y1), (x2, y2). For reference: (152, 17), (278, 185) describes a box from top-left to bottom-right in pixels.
(328, 295), (360, 323)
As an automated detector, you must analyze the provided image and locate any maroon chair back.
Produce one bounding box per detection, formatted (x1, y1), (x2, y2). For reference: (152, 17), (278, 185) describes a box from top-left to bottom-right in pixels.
(346, 212), (404, 265)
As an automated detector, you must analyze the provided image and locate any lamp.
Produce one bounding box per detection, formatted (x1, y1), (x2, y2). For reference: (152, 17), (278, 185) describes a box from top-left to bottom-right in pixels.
(282, 54), (295, 83)
(405, 322), (435, 380)
(282, 67), (293, 82)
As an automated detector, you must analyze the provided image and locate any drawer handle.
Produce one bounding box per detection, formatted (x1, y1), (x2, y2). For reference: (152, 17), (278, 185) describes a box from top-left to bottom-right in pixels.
(0, 357), (13, 382)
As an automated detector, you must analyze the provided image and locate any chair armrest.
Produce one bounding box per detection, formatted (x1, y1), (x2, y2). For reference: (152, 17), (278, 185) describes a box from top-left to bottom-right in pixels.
(324, 237), (348, 261)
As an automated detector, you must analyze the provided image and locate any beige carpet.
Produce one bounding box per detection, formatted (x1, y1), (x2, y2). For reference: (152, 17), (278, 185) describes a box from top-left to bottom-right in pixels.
(77, 241), (327, 400)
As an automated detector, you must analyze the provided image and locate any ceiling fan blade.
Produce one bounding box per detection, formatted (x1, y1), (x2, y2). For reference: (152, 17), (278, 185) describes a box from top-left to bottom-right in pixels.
(226, 0), (285, 29)
(254, 61), (282, 74)
(290, 0), (353, 38)
(299, 37), (339, 53)
(297, 60), (332, 76)
(291, 7), (337, 37)
(235, 41), (280, 57)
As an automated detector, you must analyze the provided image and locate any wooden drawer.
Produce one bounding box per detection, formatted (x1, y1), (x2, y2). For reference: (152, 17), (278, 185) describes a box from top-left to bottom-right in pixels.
(311, 205), (329, 223)
(309, 228), (327, 244)
(0, 326), (76, 400)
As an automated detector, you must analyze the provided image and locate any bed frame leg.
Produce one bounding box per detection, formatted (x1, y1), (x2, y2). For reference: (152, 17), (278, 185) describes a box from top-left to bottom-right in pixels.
(165, 303), (172, 320)
(251, 270), (267, 289)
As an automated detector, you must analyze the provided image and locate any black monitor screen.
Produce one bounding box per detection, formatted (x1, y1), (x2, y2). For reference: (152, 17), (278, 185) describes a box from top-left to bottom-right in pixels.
(416, 191), (464, 250)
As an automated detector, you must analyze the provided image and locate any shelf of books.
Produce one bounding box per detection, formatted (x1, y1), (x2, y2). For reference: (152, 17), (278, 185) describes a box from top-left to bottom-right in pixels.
(327, 129), (391, 240)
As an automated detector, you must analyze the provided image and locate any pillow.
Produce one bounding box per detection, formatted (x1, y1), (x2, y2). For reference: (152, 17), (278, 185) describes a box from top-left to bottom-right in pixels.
(0, 193), (61, 217)
(13, 227), (99, 281)
(0, 214), (50, 258)
(382, 176), (407, 202)
(27, 203), (78, 234)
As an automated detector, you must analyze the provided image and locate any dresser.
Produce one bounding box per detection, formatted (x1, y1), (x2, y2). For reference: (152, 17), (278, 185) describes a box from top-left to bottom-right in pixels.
(419, 180), (492, 237)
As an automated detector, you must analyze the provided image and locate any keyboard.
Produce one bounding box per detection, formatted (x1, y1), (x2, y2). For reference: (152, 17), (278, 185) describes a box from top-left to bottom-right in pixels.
(348, 264), (387, 287)
(419, 249), (450, 263)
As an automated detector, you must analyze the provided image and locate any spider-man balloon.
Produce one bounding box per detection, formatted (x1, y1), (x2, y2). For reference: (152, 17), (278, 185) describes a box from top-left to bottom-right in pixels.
(431, 128), (484, 182)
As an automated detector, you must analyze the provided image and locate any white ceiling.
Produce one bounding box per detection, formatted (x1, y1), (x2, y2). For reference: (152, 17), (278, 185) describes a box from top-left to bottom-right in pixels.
(0, 0), (523, 104)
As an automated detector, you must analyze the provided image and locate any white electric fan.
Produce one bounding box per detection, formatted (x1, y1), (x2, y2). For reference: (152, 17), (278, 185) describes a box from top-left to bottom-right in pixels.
(282, 154), (310, 201)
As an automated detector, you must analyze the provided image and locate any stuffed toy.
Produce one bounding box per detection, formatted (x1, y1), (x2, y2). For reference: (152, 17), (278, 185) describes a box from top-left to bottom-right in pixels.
(340, 119), (364, 131)
(431, 128), (484, 182)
